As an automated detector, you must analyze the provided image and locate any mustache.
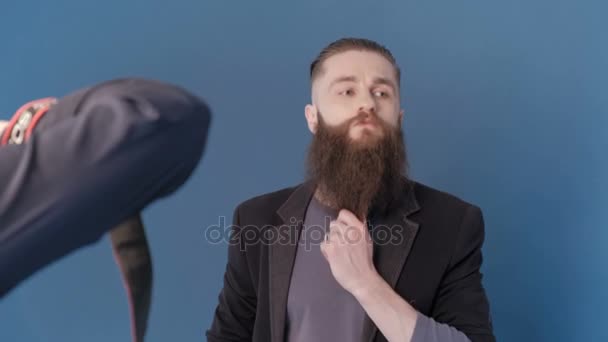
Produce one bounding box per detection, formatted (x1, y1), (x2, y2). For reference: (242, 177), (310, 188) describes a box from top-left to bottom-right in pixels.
(351, 111), (377, 124)
(316, 110), (390, 136)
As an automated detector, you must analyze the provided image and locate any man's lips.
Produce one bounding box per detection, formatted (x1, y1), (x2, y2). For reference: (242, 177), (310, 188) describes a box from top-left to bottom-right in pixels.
(354, 119), (378, 127)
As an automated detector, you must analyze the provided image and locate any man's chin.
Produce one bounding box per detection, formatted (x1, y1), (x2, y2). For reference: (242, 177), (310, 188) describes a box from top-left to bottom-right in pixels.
(348, 129), (384, 147)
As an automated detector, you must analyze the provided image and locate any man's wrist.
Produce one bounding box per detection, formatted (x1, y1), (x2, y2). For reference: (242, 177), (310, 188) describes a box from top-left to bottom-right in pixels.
(351, 271), (386, 302)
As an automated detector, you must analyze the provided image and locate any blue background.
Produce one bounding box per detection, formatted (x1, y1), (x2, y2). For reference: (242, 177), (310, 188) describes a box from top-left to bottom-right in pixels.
(1, 1), (606, 341)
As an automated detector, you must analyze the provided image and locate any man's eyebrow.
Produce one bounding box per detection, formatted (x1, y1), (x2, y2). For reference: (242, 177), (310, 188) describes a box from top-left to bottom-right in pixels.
(372, 77), (397, 92)
(328, 75), (357, 89)
(328, 75), (397, 92)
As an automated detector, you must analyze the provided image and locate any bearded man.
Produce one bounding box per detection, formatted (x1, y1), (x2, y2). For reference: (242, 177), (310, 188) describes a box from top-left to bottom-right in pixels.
(206, 37), (495, 342)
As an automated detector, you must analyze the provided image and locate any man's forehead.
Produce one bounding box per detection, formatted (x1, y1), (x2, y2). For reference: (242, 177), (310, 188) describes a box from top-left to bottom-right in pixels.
(320, 50), (397, 84)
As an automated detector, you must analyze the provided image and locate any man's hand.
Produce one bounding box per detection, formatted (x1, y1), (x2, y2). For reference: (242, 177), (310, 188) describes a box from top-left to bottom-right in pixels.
(320, 209), (380, 296)
(321, 209), (421, 342)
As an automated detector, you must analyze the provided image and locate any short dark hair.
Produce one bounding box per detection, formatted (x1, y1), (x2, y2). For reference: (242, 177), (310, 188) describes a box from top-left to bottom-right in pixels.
(310, 37), (401, 87)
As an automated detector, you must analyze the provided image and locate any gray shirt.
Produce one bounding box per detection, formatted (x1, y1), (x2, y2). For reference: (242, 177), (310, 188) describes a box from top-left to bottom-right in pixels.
(285, 196), (471, 342)
(286, 196), (367, 341)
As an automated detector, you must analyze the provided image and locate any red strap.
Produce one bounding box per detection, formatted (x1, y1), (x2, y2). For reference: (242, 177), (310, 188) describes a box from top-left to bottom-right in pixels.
(1, 97), (56, 146)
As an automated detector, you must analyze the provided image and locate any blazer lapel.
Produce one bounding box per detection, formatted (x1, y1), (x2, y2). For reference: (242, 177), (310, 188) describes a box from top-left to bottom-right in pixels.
(363, 180), (421, 342)
(268, 178), (420, 342)
(269, 180), (316, 342)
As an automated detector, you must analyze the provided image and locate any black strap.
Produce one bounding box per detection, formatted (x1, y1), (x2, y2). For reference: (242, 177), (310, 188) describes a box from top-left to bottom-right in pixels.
(109, 215), (153, 342)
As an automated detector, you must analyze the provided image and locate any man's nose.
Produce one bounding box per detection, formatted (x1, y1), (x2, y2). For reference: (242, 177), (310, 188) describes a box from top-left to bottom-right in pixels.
(357, 92), (376, 114)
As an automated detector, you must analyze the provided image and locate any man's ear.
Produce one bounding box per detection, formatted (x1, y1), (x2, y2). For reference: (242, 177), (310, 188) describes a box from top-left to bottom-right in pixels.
(305, 104), (318, 134)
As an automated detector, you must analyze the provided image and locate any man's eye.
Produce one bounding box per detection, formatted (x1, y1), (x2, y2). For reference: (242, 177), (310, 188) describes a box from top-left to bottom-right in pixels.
(374, 90), (388, 97)
(340, 89), (354, 96)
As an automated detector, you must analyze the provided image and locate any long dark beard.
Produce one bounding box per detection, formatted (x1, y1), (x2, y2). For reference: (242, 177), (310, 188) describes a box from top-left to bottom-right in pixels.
(305, 112), (408, 220)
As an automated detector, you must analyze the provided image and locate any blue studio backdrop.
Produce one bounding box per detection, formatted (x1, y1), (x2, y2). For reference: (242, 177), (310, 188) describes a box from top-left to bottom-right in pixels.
(1, 1), (606, 341)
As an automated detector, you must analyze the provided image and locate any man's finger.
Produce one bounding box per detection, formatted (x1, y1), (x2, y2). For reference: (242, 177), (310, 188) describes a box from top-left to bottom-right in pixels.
(320, 240), (330, 260)
(329, 220), (342, 233)
(338, 209), (362, 226)
(325, 225), (344, 244)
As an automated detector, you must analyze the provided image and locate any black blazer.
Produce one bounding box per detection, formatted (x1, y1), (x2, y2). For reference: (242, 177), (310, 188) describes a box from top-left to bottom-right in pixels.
(206, 178), (495, 342)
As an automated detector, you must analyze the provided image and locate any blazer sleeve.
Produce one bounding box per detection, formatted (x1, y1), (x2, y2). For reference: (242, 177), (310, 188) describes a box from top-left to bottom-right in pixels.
(0, 78), (210, 297)
(206, 205), (258, 341)
(429, 204), (496, 342)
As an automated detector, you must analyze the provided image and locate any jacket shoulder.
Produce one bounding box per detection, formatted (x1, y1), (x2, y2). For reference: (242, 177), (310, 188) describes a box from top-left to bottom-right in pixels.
(411, 180), (481, 213)
(234, 183), (301, 218)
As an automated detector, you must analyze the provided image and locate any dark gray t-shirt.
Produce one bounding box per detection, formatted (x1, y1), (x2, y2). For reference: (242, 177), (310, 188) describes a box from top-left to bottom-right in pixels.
(285, 196), (472, 342)
(285, 196), (368, 342)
